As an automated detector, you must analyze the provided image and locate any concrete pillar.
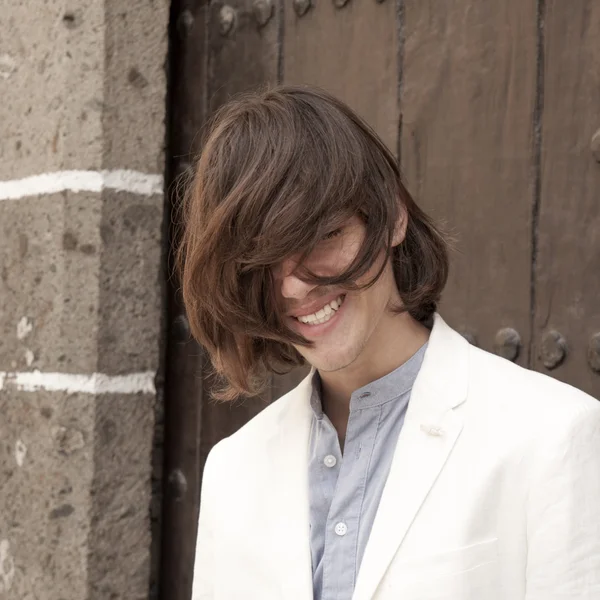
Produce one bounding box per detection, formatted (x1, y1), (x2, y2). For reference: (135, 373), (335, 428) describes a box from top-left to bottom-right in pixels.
(0, 1), (168, 598)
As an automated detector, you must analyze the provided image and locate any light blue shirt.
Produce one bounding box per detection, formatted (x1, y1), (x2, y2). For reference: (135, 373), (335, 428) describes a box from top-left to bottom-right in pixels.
(308, 342), (428, 600)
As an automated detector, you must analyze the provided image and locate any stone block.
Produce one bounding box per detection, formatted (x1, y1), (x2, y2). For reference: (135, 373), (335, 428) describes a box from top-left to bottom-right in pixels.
(0, 0), (168, 180)
(102, 0), (169, 173)
(87, 390), (156, 599)
(0, 387), (155, 599)
(0, 0), (105, 179)
(0, 191), (101, 373)
(0, 188), (163, 375)
(0, 388), (94, 599)
(96, 188), (165, 374)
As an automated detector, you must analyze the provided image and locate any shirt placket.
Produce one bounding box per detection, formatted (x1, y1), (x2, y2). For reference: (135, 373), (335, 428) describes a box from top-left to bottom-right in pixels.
(321, 405), (379, 600)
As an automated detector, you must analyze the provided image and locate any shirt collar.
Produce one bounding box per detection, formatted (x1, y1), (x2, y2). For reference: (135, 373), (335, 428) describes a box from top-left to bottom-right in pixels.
(309, 341), (428, 418)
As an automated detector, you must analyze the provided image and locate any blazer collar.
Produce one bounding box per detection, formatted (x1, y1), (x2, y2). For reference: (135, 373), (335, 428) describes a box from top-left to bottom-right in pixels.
(265, 372), (314, 599)
(353, 313), (469, 600)
(266, 313), (470, 600)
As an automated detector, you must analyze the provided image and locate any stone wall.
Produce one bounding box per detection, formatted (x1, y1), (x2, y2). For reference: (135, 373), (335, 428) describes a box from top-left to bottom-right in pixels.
(0, 1), (169, 598)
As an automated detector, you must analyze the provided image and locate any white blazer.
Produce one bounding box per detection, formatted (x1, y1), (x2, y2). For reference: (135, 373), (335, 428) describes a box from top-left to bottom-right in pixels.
(192, 314), (600, 600)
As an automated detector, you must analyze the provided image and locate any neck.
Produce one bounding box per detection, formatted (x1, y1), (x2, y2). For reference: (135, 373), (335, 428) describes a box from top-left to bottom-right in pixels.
(318, 310), (430, 415)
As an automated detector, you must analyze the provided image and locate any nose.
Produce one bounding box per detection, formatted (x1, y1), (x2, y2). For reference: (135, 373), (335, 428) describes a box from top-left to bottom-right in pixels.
(279, 258), (318, 300)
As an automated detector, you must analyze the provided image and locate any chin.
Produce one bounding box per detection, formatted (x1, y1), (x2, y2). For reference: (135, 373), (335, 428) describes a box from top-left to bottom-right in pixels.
(304, 346), (361, 373)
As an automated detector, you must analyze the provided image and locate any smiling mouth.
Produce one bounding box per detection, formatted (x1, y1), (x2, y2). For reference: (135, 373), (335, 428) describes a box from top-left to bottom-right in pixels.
(294, 295), (346, 326)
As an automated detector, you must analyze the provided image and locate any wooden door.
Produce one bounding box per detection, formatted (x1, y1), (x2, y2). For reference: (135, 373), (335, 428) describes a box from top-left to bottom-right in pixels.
(160, 2), (600, 598)
(401, 1), (538, 364)
(530, 0), (600, 397)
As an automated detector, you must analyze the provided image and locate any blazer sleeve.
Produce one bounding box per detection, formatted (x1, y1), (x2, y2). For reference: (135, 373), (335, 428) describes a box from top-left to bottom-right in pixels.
(191, 441), (223, 600)
(525, 401), (600, 599)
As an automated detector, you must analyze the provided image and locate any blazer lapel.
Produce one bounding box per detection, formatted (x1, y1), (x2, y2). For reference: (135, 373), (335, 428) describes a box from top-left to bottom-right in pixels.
(265, 370), (316, 600)
(353, 315), (470, 600)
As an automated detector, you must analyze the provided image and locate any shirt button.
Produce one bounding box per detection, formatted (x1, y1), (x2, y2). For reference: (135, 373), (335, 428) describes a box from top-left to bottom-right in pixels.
(323, 454), (337, 468)
(334, 522), (347, 536)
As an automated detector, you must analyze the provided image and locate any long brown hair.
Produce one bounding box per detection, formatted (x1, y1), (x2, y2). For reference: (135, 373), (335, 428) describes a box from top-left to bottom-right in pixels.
(175, 85), (449, 401)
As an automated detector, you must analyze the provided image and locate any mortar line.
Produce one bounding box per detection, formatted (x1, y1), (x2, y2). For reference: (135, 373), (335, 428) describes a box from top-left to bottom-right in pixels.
(0, 169), (164, 201)
(0, 369), (156, 394)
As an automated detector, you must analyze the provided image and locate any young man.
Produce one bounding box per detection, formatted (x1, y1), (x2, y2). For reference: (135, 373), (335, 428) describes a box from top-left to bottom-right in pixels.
(178, 86), (600, 600)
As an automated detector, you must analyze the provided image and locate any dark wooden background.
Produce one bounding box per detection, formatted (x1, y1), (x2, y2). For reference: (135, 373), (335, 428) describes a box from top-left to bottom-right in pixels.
(160, 1), (600, 598)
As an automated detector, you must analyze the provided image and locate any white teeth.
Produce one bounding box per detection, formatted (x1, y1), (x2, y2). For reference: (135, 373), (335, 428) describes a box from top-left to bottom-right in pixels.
(297, 295), (345, 325)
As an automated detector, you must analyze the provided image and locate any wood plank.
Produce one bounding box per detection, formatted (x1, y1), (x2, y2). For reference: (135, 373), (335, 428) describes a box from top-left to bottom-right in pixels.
(207, 0), (280, 112)
(400, 1), (538, 364)
(161, 1), (209, 598)
(161, 1), (279, 598)
(284, 0), (398, 152)
(532, 0), (600, 398)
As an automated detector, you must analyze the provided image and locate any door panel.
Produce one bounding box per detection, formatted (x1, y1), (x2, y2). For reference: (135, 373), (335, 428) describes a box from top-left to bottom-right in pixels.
(400, 0), (538, 364)
(284, 0), (398, 152)
(532, 0), (600, 397)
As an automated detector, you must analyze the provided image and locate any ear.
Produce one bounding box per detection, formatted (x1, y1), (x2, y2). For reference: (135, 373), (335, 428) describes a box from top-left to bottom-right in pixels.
(391, 205), (408, 247)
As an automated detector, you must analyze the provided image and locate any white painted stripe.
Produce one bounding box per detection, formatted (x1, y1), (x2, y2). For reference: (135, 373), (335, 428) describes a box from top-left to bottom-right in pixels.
(0, 170), (164, 201)
(0, 370), (156, 395)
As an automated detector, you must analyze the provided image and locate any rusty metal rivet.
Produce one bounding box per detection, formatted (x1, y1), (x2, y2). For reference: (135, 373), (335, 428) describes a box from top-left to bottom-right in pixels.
(591, 129), (600, 163)
(252, 0), (273, 26)
(219, 5), (236, 36)
(540, 329), (567, 370)
(177, 9), (194, 37)
(588, 333), (600, 373)
(167, 469), (188, 501)
(293, 0), (312, 17)
(494, 327), (521, 362)
(333, 0), (351, 6)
